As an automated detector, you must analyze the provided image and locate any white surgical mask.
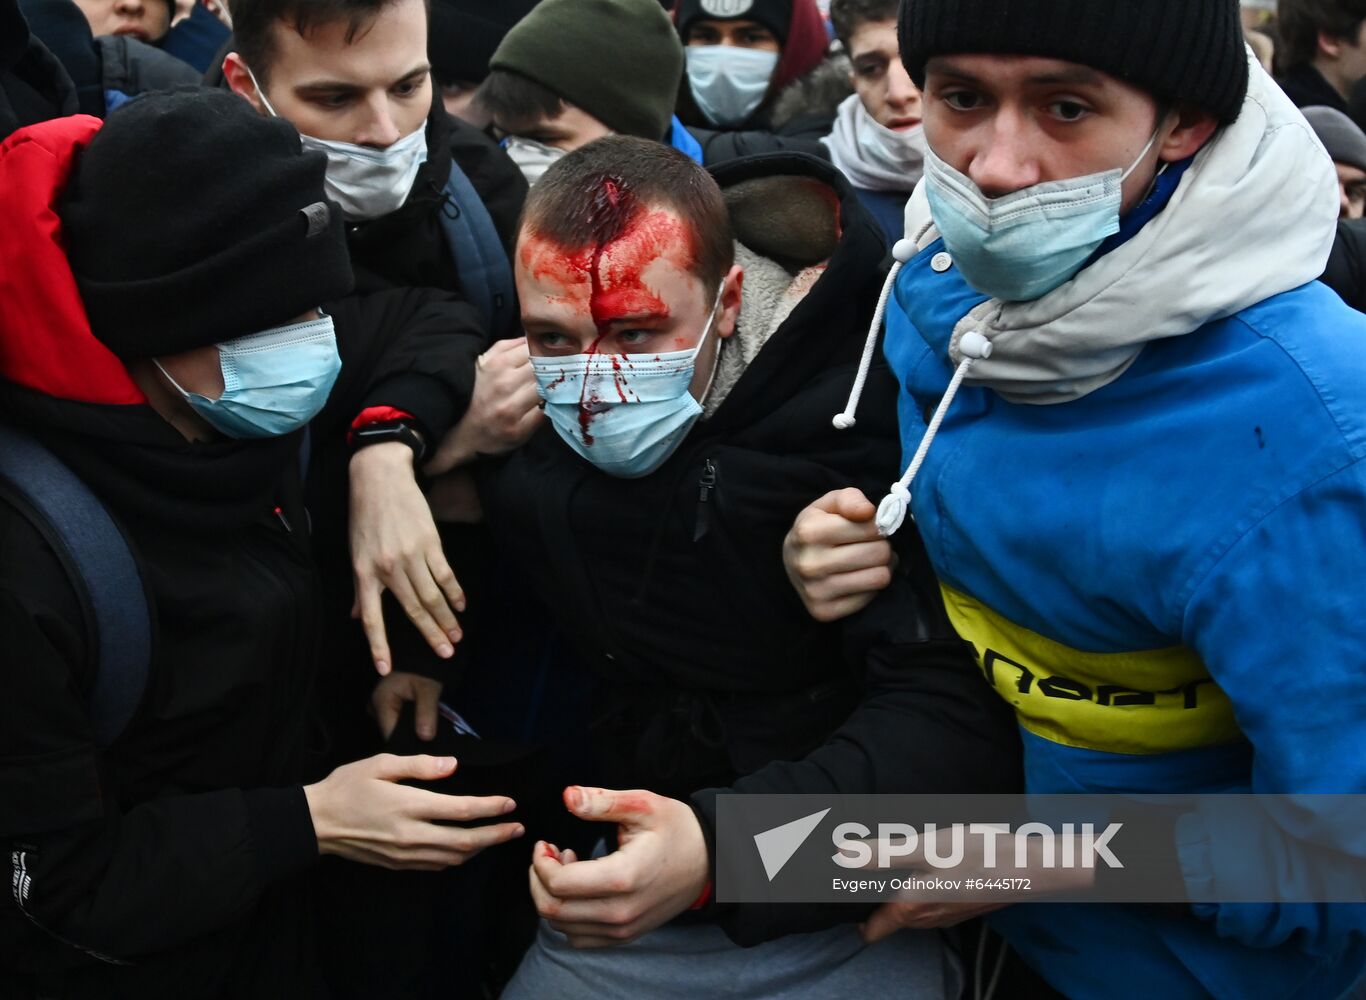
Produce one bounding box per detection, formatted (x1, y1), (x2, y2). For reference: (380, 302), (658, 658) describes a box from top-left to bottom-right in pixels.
(503, 136), (567, 186)
(247, 66), (428, 221)
(686, 45), (779, 127)
(923, 127), (1162, 302)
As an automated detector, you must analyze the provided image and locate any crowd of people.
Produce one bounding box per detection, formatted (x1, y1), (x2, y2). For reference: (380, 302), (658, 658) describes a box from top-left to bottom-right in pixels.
(2, 0), (1366, 997)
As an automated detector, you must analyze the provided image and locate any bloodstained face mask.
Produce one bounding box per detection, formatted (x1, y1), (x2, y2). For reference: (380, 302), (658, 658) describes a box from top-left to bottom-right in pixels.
(518, 177), (724, 478)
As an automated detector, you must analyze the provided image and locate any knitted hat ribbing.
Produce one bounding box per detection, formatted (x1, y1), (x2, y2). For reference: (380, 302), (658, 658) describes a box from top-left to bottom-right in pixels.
(898, 0), (1249, 125)
(490, 0), (684, 141)
(63, 89), (353, 358)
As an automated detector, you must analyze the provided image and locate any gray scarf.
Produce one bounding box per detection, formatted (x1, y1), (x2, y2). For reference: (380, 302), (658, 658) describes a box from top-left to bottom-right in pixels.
(821, 93), (925, 193)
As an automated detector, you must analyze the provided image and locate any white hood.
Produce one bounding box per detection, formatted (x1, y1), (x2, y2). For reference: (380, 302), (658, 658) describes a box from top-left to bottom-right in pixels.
(899, 53), (1339, 404)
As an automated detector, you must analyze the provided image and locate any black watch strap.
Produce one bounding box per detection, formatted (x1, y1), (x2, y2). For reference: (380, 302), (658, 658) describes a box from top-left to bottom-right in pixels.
(350, 419), (427, 464)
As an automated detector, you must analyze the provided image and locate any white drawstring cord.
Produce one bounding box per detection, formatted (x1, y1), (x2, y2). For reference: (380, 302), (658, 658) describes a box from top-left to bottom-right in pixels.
(874, 329), (992, 537)
(832, 238), (919, 430)
(831, 235), (993, 537)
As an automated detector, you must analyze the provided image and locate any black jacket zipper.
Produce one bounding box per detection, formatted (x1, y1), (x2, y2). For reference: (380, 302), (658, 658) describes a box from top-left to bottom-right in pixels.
(694, 458), (717, 542)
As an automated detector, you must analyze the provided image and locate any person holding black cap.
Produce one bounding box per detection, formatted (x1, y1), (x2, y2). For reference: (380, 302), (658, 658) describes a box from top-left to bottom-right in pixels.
(674, 0), (837, 164)
(0, 89), (524, 998)
(782, 0), (1366, 997)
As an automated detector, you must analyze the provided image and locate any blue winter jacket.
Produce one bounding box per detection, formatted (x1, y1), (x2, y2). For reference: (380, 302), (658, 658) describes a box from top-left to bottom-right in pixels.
(876, 62), (1366, 1000)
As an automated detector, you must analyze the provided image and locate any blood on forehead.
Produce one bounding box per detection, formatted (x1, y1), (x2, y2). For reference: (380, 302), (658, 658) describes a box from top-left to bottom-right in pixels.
(518, 176), (701, 334)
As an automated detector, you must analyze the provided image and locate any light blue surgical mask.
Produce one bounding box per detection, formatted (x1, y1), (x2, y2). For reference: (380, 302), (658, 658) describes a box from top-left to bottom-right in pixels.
(156, 314), (342, 439)
(530, 289), (724, 478)
(686, 45), (779, 127)
(922, 129), (1161, 301)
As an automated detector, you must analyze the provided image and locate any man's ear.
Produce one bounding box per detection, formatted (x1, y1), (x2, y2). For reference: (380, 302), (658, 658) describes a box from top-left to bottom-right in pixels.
(222, 52), (268, 115)
(1320, 29), (1347, 59)
(1158, 105), (1219, 164)
(717, 265), (744, 340)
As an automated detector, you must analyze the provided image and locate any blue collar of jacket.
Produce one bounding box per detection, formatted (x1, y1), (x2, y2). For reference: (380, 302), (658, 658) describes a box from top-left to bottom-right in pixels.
(1091, 154), (1194, 261)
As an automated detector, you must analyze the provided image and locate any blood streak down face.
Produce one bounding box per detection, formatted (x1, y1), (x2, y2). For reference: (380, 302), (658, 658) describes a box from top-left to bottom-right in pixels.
(517, 176), (716, 443)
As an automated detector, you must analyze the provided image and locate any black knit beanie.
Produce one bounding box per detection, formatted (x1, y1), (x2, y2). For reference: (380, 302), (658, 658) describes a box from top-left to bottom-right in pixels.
(62, 88), (354, 359)
(490, 0), (684, 140)
(898, 0), (1249, 125)
(675, 0), (792, 45)
(428, 0), (542, 85)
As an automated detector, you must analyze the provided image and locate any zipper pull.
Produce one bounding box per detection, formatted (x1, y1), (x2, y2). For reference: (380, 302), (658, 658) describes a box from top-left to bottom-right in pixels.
(694, 459), (716, 542)
(698, 459), (716, 501)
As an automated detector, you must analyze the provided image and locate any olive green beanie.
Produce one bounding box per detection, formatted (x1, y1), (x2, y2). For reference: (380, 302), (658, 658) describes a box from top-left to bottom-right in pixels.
(489, 0), (684, 141)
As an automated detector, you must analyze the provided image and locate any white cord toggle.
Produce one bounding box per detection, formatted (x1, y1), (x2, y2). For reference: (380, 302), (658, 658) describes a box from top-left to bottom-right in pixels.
(959, 329), (993, 360)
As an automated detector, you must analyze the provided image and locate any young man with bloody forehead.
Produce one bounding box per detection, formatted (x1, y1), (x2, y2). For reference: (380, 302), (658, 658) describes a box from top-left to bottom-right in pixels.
(479, 137), (1020, 997)
(783, 0), (1366, 996)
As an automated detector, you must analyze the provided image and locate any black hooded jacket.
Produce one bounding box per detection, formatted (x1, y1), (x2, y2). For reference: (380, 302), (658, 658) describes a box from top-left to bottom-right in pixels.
(18, 0), (199, 118)
(0, 119), (480, 996)
(484, 153), (1021, 946)
(1, 0), (76, 140)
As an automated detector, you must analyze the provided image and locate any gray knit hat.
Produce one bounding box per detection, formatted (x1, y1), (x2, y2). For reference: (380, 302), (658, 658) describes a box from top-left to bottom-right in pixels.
(489, 0), (684, 141)
(1303, 106), (1366, 173)
(899, 0), (1249, 125)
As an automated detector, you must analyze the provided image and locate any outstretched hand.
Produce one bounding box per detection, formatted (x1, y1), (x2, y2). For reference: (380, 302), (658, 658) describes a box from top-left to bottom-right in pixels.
(349, 441), (464, 675)
(305, 754), (523, 871)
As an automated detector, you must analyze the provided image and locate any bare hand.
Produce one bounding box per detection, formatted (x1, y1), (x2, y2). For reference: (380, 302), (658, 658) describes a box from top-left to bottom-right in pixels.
(424, 338), (544, 476)
(783, 488), (895, 622)
(372, 672), (443, 741)
(529, 787), (710, 948)
(858, 825), (1096, 937)
(349, 442), (464, 675)
(304, 754), (523, 870)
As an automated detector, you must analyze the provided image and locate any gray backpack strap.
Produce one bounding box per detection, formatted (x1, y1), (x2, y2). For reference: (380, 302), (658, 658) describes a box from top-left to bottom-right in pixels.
(0, 424), (151, 747)
(438, 162), (516, 339)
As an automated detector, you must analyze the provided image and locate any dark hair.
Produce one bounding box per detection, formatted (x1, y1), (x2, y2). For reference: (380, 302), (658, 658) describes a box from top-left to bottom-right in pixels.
(231, 0), (418, 83)
(520, 136), (734, 297)
(829, 0), (899, 51)
(473, 69), (565, 131)
(1278, 0), (1366, 68)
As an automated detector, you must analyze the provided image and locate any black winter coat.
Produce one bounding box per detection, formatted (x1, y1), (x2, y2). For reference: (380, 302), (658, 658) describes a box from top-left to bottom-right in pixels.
(0, 0), (76, 140)
(484, 153), (1022, 945)
(18, 0), (199, 118)
(0, 287), (477, 998)
(1322, 217), (1366, 313)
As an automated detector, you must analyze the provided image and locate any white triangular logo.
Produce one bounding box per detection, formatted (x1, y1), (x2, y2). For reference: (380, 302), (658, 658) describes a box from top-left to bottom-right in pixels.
(754, 808), (831, 881)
